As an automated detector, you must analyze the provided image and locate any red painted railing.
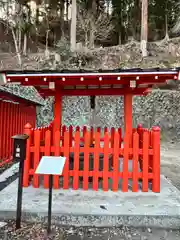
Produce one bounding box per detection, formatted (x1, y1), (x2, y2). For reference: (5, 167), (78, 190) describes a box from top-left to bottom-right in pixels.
(0, 100), (36, 161)
(23, 124), (160, 192)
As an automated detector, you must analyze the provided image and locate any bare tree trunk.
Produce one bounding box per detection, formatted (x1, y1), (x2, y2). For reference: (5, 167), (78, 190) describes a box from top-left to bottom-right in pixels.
(85, 31), (88, 47)
(70, 0), (77, 51)
(66, 0), (69, 20)
(89, 0), (96, 48)
(60, 0), (65, 39)
(89, 24), (95, 48)
(45, 30), (50, 59)
(18, 28), (21, 51)
(12, 28), (22, 67)
(140, 0), (148, 57)
(23, 34), (27, 56)
(164, 2), (169, 41)
(164, 13), (169, 41)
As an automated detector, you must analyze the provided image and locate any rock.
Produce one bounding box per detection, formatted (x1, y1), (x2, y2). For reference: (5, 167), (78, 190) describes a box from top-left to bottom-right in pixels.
(0, 221), (7, 228)
(54, 53), (61, 63)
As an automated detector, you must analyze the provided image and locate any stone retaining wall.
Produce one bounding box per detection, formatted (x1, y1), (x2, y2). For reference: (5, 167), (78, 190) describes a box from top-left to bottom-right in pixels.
(36, 91), (180, 139)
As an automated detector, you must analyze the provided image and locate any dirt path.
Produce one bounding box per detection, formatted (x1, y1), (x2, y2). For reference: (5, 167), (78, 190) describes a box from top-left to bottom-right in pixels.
(161, 142), (180, 190)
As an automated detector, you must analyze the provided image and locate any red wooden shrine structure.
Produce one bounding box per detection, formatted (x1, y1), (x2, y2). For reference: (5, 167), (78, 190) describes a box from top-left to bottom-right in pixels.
(1, 68), (179, 192)
(0, 88), (37, 163)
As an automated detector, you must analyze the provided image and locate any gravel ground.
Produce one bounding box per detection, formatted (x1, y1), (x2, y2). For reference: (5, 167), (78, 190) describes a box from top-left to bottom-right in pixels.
(0, 221), (180, 240)
(161, 142), (180, 190)
(0, 142), (180, 239)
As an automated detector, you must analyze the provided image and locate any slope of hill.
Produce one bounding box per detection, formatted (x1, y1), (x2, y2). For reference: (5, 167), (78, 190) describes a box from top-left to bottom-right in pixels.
(1, 38), (180, 140)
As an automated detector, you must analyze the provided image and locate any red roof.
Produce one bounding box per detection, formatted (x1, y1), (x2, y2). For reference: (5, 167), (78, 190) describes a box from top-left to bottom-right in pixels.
(1, 68), (179, 96)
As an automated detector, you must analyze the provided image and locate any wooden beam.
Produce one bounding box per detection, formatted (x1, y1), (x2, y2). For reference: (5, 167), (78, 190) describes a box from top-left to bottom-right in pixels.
(61, 88), (149, 96)
(124, 94), (133, 134)
(7, 75), (175, 87)
(54, 90), (62, 132)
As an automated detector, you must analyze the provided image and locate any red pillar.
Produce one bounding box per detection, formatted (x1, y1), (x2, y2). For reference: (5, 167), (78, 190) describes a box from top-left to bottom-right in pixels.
(53, 89), (63, 189)
(124, 94), (133, 134)
(54, 89), (62, 132)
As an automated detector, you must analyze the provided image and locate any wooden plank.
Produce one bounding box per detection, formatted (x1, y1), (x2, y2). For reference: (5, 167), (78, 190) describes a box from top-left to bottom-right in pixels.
(132, 132), (139, 192)
(93, 131), (101, 191)
(83, 131), (90, 190)
(112, 131), (120, 191)
(73, 130), (80, 190)
(104, 127), (108, 133)
(43, 130), (51, 188)
(33, 130), (40, 188)
(122, 133), (129, 192)
(111, 127), (115, 148)
(23, 123), (32, 187)
(90, 127), (94, 145)
(69, 125), (73, 147)
(63, 131), (70, 189)
(53, 130), (61, 189)
(142, 130), (149, 192)
(61, 125), (66, 146)
(102, 132), (110, 191)
(62, 88), (149, 96)
(152, 127), (160, 192)
(118, 128), (122, 148)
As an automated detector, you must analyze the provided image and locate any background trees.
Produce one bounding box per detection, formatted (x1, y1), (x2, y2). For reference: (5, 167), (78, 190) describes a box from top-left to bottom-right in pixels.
(0, 0), (179, 57)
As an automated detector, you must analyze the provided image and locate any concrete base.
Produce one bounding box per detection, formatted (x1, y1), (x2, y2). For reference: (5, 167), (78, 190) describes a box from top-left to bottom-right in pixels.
(0, 175), (180, 229)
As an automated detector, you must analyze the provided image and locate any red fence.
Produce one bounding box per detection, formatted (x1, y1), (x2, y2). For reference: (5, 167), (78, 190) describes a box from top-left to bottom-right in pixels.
(23, 124), (160, 192)
(0, 100), (36, 160)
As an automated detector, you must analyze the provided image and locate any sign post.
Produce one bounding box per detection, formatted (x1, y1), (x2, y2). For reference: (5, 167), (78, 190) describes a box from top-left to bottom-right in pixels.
(12, 134), (29, 230)
(47, 174), (53, 234)
(35, 156), (66, 234)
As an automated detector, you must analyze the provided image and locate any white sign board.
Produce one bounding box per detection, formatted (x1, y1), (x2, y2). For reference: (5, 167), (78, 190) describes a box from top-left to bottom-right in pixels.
(35, 156), (66, 175)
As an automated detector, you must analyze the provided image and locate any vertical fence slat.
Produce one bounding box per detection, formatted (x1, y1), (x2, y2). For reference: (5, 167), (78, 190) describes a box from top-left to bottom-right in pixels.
(33, 129), (40, 188)
(102, 132), (110, 191)
(104, 127), (108, 133)
(112, 131), (120, 191)
(76, 126), (80, 132)
(122, 132), (129, 192)
(149, 130), (153, 172)
(23, 124), (32, 187)
(142, 130), (149, 192)
(83, 131), (90, 190)
(0, 102), (3, 159)
(3, 102), (8, 158)
(152, 127), (160, 192)
(6, 101), (10, 158)
(0, 102), (4, 158)
(62, 125), (66, 146)
(69, 125), (73, 147)
(90, 127), (94, 145)
(63, 131), (70, 189)
(9, 103), (14, 158)
(111, 127), (115, 148)
(54, 130), (61, 189)
(73, 130), (80, 190)
(93, 131), (101, 191)
(83, 126), (87, 139)
(118, 128), (122, 148)
(132, 132), (139, 192)
(43, 130), (51, 188)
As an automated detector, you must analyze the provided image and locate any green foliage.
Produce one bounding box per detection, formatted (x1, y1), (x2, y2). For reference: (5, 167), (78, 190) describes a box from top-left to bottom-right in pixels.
(1, 0), (180, 52)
